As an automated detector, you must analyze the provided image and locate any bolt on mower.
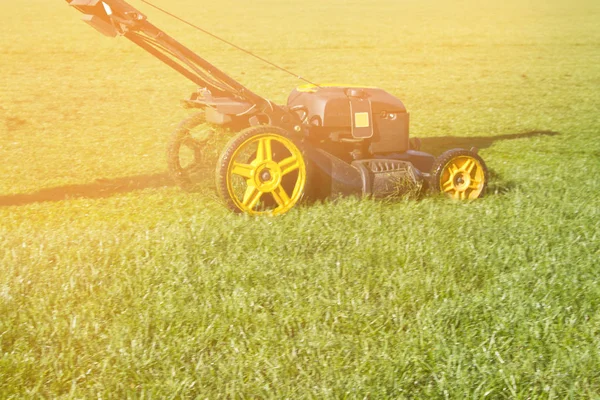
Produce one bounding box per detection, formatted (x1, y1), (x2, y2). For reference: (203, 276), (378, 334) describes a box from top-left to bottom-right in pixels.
(66, 0), (489, 215)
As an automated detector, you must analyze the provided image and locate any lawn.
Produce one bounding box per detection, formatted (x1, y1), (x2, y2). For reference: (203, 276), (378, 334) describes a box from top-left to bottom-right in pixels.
(1, 0), (599, 397)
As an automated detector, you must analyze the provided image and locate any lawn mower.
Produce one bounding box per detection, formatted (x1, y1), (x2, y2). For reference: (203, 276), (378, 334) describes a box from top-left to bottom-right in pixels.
(66, 0), (489, 215)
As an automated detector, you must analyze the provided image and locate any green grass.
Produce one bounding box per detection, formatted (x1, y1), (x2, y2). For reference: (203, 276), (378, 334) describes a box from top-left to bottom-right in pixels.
(1, 0), (600, 397)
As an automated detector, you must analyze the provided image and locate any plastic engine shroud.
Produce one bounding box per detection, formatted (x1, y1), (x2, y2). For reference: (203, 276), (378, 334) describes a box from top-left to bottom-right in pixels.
(287, 85), (410, 154)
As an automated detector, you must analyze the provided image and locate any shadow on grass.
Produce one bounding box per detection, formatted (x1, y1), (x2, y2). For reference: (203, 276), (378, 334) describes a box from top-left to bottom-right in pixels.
(418, 130), (558, 195)
(419, 129), (559, 156)
(0, 130), (558, 207)
(0, 173), (174, 207)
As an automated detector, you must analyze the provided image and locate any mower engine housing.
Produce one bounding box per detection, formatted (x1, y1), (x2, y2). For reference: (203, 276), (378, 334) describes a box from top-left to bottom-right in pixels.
(287, 85), (410, 155)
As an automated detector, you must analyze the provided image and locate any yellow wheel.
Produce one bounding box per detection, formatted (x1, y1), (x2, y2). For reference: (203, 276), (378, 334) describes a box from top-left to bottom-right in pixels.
(216, 126), (308, 215)
(431, 148), (488, 200)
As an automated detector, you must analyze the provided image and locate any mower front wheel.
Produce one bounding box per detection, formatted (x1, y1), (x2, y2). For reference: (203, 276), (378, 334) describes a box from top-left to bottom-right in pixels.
(216, 126), (310, 216)
(431, 148), (488, 200)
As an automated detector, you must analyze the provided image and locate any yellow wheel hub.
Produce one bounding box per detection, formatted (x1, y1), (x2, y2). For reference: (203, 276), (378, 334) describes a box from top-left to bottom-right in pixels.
(440, 156), (485, 200)
(226, 133), (306, 215)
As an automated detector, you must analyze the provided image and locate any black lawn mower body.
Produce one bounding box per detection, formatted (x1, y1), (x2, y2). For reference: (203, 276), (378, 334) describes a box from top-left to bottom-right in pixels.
(66, 0), (489, 215)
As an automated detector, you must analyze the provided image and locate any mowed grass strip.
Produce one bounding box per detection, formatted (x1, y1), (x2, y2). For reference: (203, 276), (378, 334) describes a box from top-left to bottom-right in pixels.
(1, 0), (600, 397)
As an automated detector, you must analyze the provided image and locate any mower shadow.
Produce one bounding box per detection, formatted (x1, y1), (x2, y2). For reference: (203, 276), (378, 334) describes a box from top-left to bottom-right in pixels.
(0, 172), (175, 207)
(0, 130), (558, 207)
(418, 129), (559, 156)
(419, 130), (558, 195)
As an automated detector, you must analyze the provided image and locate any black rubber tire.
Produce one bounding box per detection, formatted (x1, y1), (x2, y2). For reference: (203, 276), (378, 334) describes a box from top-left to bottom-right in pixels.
(216, 125), (312, 214)
(430, 148), (489, 198)
(166, 112), (209, 191)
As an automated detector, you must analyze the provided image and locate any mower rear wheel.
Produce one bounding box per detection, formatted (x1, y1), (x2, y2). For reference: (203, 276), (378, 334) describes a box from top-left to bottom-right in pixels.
(167, 112), (213, 191)
(431, 148), (488, 200)
(216, 126), (308, 216)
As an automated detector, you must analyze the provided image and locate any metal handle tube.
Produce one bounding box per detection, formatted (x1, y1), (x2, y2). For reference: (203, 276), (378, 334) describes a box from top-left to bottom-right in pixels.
(135, 20), (269, 107)
(124, 32), (228, 96)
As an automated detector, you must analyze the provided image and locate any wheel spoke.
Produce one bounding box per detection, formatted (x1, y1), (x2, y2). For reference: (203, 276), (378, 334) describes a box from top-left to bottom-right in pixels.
(271, 185), (291, 208)
(448, 163), (459, 175)
(459, 191), (466, 200)
(256, 138), (273, 162)
(242, 185), (262, 209)
(462, 159), (476, 174)
(231, 162), (254, 179)
(442, 179), (454, 191)
(182, 135), (203, 151)
(469, 179), (482, 190)
(278, 155), (300, 176)
(182, 163), (201, 174)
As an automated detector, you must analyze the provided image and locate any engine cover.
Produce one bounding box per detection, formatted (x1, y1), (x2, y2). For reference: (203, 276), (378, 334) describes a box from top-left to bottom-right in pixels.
(287, 84), (410, 154)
